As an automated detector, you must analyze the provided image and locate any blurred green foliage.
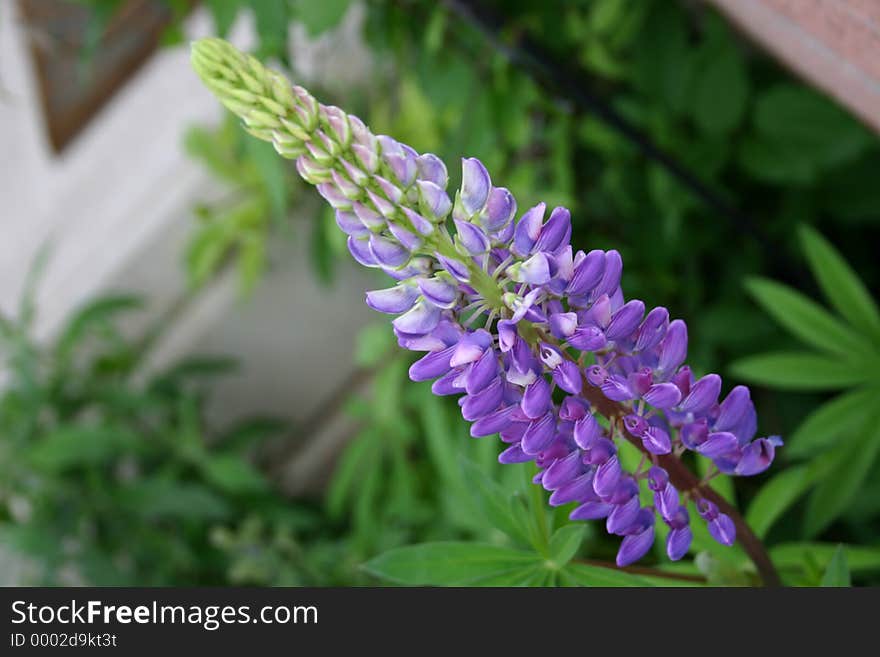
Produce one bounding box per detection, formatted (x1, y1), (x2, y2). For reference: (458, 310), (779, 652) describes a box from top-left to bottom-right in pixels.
(0, 265), (333, 584)
(33, 0), (879, 586)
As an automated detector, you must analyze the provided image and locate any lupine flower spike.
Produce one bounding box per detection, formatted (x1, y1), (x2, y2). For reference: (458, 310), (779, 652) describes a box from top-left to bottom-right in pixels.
(191, 39), (781, 569)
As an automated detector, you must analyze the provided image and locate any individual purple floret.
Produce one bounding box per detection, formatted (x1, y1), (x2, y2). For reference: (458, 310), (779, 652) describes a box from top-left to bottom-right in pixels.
(191, 38), (781, 568)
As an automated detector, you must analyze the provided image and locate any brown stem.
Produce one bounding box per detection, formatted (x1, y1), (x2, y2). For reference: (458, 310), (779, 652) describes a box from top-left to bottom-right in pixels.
(579, 384), (782, 587)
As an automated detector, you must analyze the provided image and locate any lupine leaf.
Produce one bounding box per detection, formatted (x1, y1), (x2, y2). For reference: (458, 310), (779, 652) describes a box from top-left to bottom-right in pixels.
(746, 464), (814, 539)
(744, 277), (872, 358)
(363, 542), (540, 586)
(730, 352), (872, 390)
(820, 546), (851, 586)
(558, 562), (653, 587)
(803, 410), (880, 537)
(548, 525), (584, 567)
(770, 543), (880, 573)
(461, 459), (532, 547)
(799, 225), (880, 340)
(467, 564), (548, 587)
(787, 387), (877, 458)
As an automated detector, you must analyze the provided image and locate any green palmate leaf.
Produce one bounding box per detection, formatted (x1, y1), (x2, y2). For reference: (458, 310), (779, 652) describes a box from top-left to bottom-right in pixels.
(744, 277), (872, 358)
(787, 387), (877, 459)
(558, 562), (652, 587)
(746, 464), (815, 539)
(730, 352), (872, 390)
(770, 543), (880, 575)
(803, 410), (880, 537)
(363, 542), (540, 586)
(460, 459), (532, 547)
(799, 225), (880, 341)
(820, 546), (851, 587)
(468, 565), (549, 587)
(548, 525), (584, 567)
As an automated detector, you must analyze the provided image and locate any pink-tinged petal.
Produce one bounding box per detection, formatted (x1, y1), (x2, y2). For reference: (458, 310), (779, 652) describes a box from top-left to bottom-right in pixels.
(549, 312), (578, 339)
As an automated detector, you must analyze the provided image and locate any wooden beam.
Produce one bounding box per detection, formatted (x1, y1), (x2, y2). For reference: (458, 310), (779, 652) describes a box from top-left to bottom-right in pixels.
(705, 0), (880, 134)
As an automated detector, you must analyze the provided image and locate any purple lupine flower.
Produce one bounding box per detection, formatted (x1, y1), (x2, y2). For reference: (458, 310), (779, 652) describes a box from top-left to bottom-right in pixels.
(191, 38), (781, 567)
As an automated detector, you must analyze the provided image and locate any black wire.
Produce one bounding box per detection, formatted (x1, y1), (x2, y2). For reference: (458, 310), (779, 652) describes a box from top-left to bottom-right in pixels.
(442, 0), (768, 246)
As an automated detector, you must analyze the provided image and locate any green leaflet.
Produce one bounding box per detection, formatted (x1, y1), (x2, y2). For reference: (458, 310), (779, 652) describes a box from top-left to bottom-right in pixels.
(730, 352), (873, 390)
(746, 465), (815, 539)
(803, 408), (880, 537)
(363, 542), (540, 586)
(786, 387), (878, 459)
(558, 562), (653, 587)
(548, 525), (585, 568)
(460, 458), (533, 547)
(769, 543), (880, 576)
(799, 225), (880, 341)
(744, 277), (872, 359)
(820, 546), (851, 587)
